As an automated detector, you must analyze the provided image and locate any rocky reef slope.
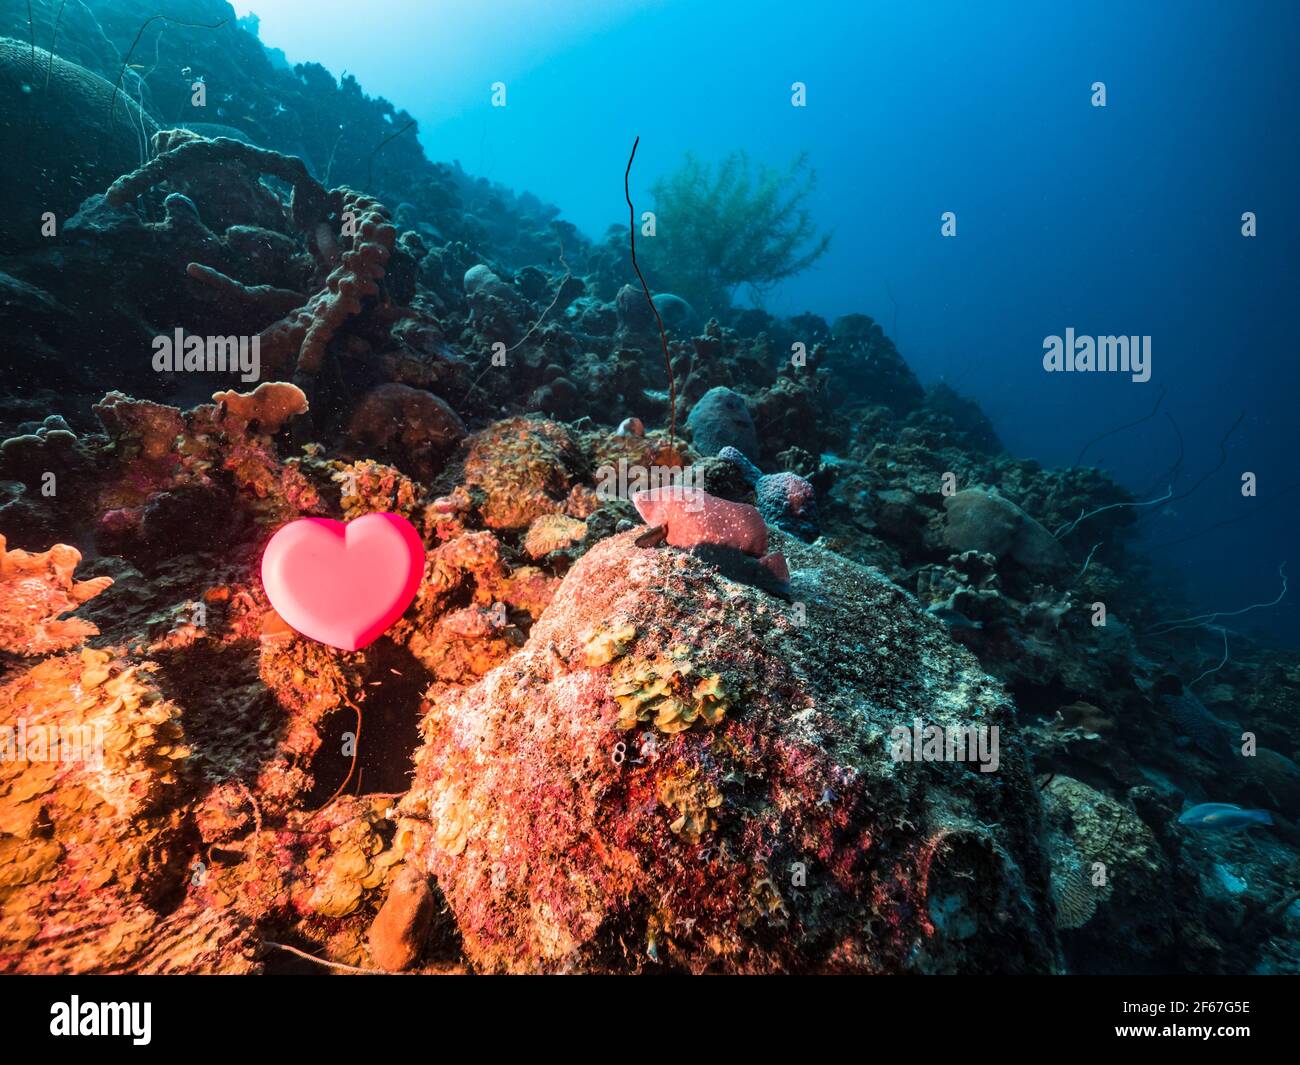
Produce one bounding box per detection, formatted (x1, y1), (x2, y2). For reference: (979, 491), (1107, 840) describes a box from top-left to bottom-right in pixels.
(0, 0), (1297, 974)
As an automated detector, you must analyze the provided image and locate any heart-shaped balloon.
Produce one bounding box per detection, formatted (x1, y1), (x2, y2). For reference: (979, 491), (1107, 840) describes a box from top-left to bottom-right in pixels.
(261, 513), (424, 651)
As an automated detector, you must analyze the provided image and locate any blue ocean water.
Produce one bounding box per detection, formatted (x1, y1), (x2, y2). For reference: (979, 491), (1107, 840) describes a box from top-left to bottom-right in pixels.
(240, 0), (1297, 644)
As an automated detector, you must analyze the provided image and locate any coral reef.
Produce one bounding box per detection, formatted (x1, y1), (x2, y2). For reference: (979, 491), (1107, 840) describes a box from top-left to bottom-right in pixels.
(0, 0), (1295, 978)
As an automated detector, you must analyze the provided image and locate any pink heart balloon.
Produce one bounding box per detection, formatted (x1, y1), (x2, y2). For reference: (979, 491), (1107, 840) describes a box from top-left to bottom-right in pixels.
(261, 513), (424, 651)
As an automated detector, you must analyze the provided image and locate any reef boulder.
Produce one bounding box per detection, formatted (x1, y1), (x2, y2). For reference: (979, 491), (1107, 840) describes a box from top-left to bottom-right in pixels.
(827, 313), (925, 413)
(402, 527), (1059, 973)
(685, 386), (758, 458)
(345, 383), (466, 481)
(943, 488), (1068, 580)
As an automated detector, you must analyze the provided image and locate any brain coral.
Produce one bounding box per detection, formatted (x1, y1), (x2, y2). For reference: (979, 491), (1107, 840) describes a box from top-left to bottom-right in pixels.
(1, 39), (156, 251)
(402, 527), (1060, 973)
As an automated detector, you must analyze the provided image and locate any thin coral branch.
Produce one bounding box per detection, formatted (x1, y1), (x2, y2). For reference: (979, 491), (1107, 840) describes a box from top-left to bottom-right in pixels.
(625, 135), (677, 446)
(1152, 409), (1244, 512)
(1055, 485), (1173, 540)
(1139, 410), (1184, 498)
(1148, 478), (1300, 550)
(26, 1), (36, 78)
(1075, 385), (1165, 468)
(462, 237), (572, 404)
(264, 941), (386, 974)
(1077, 541), (1103, 579)
(123, 19), (170, 165)
(884, 280), (899, 347)
(1146, 563), (1287, 636)
(365, 118), (417, 191)
(317, 694), (362, 810)
(506, 234), (571, 355)
(322, 125), (345, 187)
(110, 14), (229, 122)
(1187, 626), (1230, 688)
(42, 0), (67, 91)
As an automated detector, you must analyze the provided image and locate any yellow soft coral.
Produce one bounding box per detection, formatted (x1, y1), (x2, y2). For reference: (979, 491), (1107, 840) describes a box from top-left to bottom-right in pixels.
(0, 649), (189, 917)
(0, 535), (113, 655)
(610, 648), (732, 733)
(658, 771), (723, 843)
(524, 514), (587, 559)
(298, 814), (400, 918)
(582, 623), (636, 667)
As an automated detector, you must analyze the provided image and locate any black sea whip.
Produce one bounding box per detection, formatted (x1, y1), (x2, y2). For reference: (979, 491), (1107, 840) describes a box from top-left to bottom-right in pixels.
(625, 136), (677, 448)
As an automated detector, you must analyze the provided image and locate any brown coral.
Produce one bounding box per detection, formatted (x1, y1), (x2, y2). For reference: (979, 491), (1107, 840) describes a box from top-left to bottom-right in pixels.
(186, 263), (307, 320)
(658, 770), (722, 843)
(211, 381), (309, 435)
(462, 417), (586, 531)
(105, 133), (330, 233)
(93, 390), (184, 464)
(259, 188), (397, 380)
(0, 535), (113, 654)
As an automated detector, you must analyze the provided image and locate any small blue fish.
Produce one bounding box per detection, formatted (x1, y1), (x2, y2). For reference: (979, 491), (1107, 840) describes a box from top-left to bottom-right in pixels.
(1177, 803), (1273, 831)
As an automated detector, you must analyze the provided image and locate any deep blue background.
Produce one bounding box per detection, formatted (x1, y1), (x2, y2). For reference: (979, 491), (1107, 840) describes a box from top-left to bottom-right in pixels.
(244, 0), (1300, 644)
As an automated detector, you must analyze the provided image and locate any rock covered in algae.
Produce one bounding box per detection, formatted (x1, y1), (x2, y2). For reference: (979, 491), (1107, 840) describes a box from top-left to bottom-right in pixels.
(402, 527), (1060, 973)
(685, 386), (758, 458)
(1040, 776), (1174, 970)
(942, 488), (1068, 580)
